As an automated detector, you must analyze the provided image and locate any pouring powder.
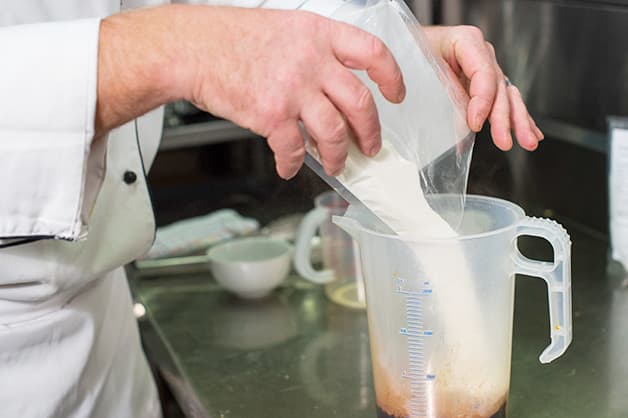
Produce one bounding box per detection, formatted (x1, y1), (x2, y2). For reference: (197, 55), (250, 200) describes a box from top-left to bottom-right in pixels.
(339, 140), (508, 417)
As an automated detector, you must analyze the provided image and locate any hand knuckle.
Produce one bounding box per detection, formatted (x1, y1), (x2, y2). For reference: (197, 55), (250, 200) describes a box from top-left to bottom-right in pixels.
(510, 86), (522, 97)
(326, 119), (347, 145)
(355, 85), (374, 112)
(322, 152), (346, 170)
(265, 98), (290, 122)
(464, 25), (485, 41)
(369, 36), (387, 60)
(297, 11), (319, 28)
(289, 146), (306, 161)
(488, 66), (499, 78)
(485, 41), (495, 55)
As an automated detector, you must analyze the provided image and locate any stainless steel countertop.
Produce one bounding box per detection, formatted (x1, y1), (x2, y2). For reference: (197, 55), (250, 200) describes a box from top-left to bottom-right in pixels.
(129, 222), (628, 418)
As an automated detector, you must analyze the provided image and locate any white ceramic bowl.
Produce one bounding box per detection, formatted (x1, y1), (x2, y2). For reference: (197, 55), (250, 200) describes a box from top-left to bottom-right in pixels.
(207, 237), (293, 299)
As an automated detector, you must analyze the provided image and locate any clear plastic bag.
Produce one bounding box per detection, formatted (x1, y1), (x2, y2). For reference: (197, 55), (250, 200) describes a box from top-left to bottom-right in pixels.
(304, 0), (474, 231)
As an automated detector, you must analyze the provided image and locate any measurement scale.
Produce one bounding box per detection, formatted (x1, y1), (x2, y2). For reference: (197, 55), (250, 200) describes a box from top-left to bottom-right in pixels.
(397, 276), (434, 418)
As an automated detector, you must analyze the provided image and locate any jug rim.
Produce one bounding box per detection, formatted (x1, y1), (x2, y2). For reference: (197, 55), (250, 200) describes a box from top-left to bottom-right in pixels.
(337, 194), (526, 243)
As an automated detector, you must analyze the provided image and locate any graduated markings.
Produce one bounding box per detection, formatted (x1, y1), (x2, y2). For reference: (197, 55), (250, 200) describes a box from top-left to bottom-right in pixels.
(396, 277), (434, 418)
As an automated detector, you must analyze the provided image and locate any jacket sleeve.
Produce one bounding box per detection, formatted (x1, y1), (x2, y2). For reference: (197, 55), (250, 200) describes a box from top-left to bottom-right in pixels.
(0, 18), (105, 244)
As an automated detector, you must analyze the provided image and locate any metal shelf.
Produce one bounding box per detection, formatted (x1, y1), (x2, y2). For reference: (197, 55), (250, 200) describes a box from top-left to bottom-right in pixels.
(536, 117), (609, 154)
(160, 120), (260, 151)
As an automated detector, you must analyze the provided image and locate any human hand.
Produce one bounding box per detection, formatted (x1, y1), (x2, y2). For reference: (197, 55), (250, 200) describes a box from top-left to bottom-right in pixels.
(176, 7), (405, 179)
(423, 25), (543, 151)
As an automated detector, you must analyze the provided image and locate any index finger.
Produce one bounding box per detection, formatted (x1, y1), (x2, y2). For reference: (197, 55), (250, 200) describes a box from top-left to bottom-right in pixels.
(330, 22), (406, 103)
(452, 28), (498, 132)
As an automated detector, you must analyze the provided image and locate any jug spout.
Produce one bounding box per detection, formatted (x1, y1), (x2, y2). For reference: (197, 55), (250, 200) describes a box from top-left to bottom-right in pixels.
(332, 215), (362, 241)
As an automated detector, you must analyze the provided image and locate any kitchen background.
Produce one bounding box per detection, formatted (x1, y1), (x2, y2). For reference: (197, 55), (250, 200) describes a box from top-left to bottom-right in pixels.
(134, 1), (628, 417)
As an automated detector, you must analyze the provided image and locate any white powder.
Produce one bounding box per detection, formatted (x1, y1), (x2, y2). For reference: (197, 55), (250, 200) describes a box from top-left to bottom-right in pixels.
(339, 141), (456, 239)
(338, 140), (506, 410)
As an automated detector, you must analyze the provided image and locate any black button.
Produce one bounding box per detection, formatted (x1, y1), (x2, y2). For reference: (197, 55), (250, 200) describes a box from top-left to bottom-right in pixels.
(123, 170), (137, 185)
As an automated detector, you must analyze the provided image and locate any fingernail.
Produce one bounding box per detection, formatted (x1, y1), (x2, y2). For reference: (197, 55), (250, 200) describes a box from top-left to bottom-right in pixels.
(369, 142), (381, 157)
(504, 132), (513, 150)
(278, 163), (297, 180)
(397, 88), (406, 103)
(474, 115), (484, 132)
(331, 167), (344, 177)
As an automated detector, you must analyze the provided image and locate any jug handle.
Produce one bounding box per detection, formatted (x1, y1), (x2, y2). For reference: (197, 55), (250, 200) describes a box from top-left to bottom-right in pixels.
(514, 217), (573, 364)
(294, 207), (335, 284)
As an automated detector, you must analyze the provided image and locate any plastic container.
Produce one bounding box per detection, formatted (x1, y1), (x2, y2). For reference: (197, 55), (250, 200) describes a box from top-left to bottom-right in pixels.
(334, 195), (572, 418)
(294, 191), (366, 309)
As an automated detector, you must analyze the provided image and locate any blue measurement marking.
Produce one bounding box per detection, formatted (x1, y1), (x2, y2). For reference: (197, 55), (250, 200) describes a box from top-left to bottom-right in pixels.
(396, 277), (434, 418)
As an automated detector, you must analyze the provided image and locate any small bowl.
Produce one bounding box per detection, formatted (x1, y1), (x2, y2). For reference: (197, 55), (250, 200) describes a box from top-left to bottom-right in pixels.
(207, 237), (293, 299)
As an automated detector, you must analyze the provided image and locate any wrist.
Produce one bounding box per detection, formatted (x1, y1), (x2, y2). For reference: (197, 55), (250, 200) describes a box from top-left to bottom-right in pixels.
(96, 5), (190, 135)
(151, 4), (199, 104)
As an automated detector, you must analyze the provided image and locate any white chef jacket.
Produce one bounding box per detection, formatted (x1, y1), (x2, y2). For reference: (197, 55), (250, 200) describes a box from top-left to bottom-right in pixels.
(0, 1), (344, 418)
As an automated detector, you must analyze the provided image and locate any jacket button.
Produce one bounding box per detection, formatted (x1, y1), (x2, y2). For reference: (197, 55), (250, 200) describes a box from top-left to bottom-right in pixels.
(123, 170), (137, 185)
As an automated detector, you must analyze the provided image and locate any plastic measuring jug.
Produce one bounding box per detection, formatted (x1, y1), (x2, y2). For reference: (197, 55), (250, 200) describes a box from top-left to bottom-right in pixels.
(333, 195), (572, 418)
(294, 191), (366, 309)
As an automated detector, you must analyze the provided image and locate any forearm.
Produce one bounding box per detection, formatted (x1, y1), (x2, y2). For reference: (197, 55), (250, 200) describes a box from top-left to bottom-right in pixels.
(95, 5), (191, 138)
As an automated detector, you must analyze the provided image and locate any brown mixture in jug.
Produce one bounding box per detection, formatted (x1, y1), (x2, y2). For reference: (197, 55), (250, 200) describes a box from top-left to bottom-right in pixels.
(372, 358), (508, 418)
